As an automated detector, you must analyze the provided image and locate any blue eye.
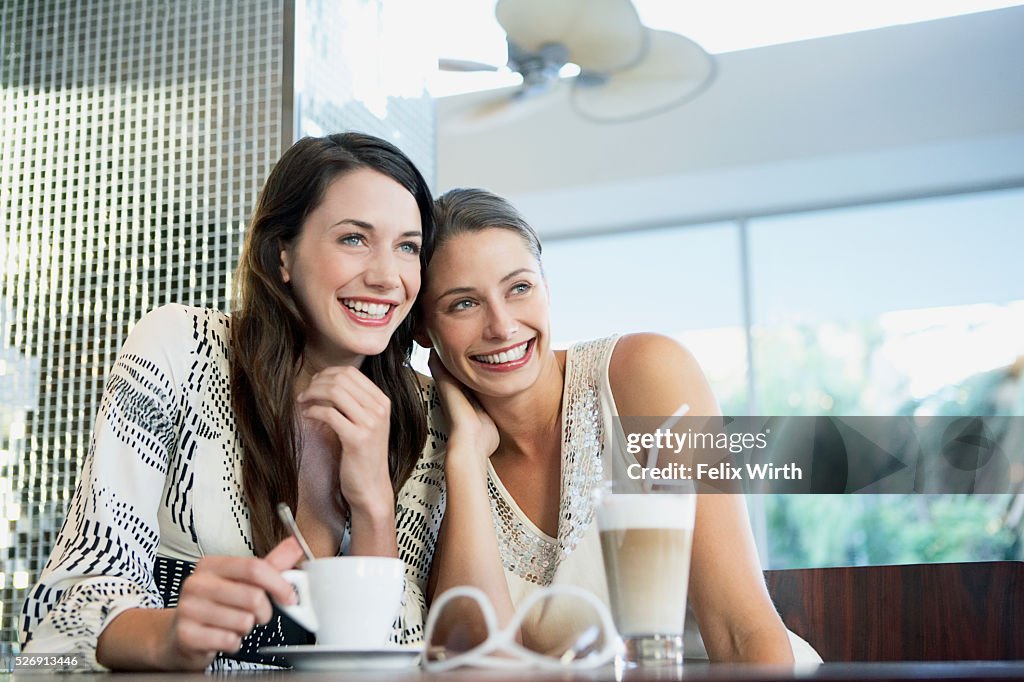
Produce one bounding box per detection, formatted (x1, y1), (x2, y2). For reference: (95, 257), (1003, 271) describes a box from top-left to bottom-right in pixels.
(511, 282), (532, 295)
(340, 233), (366, 246)
(399, 241), (421, 255)
(451, 299), (476, 312)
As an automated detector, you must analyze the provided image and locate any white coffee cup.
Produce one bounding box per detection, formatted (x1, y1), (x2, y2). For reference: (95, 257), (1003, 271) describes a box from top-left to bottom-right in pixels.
(277, 556), (404, 648)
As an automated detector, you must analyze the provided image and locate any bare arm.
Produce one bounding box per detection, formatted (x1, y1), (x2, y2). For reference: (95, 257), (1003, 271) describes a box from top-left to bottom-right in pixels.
(688, 494), (793, 662)
(609, 333), (793, 664)
(426, 354), (517, 631)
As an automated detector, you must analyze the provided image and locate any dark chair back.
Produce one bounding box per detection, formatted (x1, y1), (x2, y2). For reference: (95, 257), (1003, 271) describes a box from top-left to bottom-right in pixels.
(764, 561), (1024, 661)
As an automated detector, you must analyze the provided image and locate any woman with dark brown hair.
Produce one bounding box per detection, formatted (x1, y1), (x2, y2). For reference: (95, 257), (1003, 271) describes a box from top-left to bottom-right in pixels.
(20, 133), (445, 671)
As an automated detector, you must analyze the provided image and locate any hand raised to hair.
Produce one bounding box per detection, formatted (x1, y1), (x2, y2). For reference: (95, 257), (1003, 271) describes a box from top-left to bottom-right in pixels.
(296, 366), (395, 514)
(162, 538), (303, 670)
(429, 351), (499, 469)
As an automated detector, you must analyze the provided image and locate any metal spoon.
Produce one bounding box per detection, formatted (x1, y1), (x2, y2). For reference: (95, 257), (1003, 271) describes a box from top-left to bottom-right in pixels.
(276, 502), (315, 562)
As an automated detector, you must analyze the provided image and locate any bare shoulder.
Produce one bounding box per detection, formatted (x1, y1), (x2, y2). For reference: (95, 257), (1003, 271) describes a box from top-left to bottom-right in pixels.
(608, 333), (720, 417)
(608, 333), (703, 394)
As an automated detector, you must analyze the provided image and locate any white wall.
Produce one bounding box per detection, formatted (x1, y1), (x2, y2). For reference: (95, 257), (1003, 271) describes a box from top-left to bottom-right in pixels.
(437, 6), (1024, 237)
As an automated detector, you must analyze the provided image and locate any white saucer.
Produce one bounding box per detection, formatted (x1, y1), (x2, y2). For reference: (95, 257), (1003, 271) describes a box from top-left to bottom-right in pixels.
(259, 644), (421, 672)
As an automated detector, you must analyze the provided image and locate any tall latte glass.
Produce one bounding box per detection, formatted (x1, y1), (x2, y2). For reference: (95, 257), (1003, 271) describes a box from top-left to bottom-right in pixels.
(595, 490), (696, 667)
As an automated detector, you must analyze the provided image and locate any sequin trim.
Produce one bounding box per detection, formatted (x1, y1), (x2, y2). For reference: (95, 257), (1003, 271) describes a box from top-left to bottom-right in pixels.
(489, 336), (617, 584)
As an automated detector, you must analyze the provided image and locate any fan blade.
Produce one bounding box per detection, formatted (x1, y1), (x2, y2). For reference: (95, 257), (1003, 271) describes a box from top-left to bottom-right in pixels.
(495, 0), (581, 49)
(560, 0), (646, 72)
(570, 29), (715, 123)
(439, 58), (500, 72)
(496, 0), (644, 72)
(440, 84), (563, 134)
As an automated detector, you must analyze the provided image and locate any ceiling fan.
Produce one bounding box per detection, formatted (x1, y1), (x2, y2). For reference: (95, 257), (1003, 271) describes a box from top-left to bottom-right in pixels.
(438, 0), (716, 130)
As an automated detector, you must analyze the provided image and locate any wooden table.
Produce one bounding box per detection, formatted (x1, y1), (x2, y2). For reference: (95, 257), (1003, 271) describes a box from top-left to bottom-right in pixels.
(8, 662), (1024, 681)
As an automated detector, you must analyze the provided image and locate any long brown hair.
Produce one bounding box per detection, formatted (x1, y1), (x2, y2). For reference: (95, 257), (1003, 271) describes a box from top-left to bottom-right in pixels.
(231, 133), (434, 556)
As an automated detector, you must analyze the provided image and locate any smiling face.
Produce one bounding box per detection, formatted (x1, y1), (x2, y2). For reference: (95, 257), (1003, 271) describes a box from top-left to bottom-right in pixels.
(281, 168), (423, 369)
(421, 228), (552, 399)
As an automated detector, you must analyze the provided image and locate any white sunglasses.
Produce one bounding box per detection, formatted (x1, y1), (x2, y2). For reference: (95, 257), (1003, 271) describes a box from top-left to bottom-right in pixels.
(422, 585), (619, 672)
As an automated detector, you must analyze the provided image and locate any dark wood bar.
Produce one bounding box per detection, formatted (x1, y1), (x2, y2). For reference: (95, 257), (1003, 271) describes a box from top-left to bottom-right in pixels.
(765, 561), (1024, 662)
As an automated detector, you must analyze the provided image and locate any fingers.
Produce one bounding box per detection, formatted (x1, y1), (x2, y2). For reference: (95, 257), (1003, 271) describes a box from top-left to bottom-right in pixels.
(183, 568), (270, 628)
(171, 576), (264, 660)
(174, 618), (245, 657)
(265, 536), (305, 572)
(170, 552), (304, 664)
(296, 367), (393, 461)
(301, 404), (365, 446)
(428, 352), (471, 405)
(299, 366), (387, 412)
(193, 555), (296, 607)
(298, 367), (390, 429)
(178, 583), (261, 637)
(430, 364), (487, 427)
(425, 353), (499, 463)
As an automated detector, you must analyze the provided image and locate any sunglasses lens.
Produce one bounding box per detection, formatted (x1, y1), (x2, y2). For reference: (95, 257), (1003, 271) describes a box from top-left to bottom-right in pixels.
(426, 594), (492, 664)
(520, 592), (612, 665)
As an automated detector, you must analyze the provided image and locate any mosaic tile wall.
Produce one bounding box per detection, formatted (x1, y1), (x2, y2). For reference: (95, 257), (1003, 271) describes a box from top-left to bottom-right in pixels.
(0, 0), (434, 652)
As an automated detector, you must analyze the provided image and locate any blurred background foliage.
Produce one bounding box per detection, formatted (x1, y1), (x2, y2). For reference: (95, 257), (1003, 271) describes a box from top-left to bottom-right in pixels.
(743, 313), (1023, 568)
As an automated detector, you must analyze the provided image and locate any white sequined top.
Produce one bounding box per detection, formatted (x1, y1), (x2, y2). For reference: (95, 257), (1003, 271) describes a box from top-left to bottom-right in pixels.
(487, 335), (621, 652)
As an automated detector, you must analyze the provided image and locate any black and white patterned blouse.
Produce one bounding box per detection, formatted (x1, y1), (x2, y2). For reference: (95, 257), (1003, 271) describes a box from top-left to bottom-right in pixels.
(18, 304), (447, 671)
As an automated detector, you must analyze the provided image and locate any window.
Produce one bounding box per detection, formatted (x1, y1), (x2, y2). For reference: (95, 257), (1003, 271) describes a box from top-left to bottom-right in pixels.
(537, 188), (1024, 567)
(544, 222), (750, 413)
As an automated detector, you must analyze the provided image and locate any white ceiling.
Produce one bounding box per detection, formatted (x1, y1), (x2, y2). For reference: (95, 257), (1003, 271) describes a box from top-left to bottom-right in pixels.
(436, 6), (1024, 237)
